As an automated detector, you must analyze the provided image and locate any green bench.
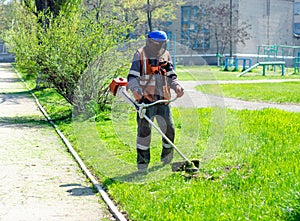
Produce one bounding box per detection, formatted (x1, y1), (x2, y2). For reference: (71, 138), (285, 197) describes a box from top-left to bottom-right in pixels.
(259, 61), (286, 76)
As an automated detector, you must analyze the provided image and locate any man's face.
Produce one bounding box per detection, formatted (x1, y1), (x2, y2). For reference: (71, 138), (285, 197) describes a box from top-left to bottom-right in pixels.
(145, 38), (166, 58)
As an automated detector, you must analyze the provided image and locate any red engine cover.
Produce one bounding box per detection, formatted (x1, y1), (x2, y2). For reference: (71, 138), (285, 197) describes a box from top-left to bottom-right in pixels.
(109, 77), (128, 96)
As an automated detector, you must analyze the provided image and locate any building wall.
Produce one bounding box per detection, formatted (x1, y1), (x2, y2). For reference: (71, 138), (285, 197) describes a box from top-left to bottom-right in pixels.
(168, 0), (300, 63)
(237, 0), (299, 54)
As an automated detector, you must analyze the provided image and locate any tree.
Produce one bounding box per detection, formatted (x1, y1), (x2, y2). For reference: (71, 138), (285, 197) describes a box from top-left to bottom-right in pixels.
(208, 2), (251, 56)
(3, 2), (40, 74)
(188, 2), (251, 57)
(5, 1), (131, 110)
(24, 0), (80, 19)
(0, 0), (16, 39)
(3, 0), (183, 113)
(144, 0), (184, 32)
(104, 0), (184, 35)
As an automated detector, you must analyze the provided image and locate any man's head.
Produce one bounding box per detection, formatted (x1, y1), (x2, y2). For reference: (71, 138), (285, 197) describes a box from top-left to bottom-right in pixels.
(145, 30), (168, 58)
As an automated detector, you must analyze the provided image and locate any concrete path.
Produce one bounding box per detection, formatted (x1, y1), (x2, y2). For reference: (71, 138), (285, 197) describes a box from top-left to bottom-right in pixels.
(0, 63), (108, 221)
(174, 80), (300, 112)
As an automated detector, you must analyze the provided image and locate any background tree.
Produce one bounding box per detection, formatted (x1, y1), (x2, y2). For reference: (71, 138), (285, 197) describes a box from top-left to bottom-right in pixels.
(0, 1), (15, 38)
(188, 2), (251, 58)
(144, 0), (184, 32)
(99, 0), (184, 35)
(208, 2), (252, 57)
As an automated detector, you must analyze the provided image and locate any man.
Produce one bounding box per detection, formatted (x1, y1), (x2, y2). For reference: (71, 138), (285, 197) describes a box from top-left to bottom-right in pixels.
(127, 30), (184, 173)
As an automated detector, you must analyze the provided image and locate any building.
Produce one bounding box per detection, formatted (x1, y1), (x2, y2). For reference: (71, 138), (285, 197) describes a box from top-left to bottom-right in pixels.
(164, 0), (300, 66)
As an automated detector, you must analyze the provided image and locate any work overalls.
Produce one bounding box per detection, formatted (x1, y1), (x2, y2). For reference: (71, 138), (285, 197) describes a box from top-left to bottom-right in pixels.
(135, 48), (175, 171)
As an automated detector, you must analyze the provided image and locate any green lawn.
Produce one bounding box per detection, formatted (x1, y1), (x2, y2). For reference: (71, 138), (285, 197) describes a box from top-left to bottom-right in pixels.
(72, 108), (300, 221)
(176, 65), (300, 81)
(196, 82), (300, 104)
(19, 65), (300, 221)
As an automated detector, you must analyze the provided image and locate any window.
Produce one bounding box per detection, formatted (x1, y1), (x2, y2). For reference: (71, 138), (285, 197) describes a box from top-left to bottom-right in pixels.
(294, 2), (300, 15)
(181, 6), (191, 45)
(182, 6), (191, 22)
(199, 29), (210, 49)
(294, 1), (300, 36)
(193, 6), (199, 18)
(181, 5), (210, 49)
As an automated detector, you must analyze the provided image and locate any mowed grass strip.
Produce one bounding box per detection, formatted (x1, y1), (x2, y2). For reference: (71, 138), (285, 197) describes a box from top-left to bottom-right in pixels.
(196, 82), (300, 104)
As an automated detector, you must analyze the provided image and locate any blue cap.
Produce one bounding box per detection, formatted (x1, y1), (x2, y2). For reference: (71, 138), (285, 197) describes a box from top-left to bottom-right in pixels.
(148, 30), (167, 42)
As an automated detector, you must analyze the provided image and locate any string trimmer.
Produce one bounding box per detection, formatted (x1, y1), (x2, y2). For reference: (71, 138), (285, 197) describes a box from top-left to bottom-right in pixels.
(109, 77), (200, 174)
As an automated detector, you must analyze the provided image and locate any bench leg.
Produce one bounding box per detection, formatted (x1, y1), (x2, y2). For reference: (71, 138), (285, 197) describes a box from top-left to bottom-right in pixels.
(263, 65), (266, 76)
(242, 60), (246, 71)
(234, 58), (239, 71)
(224, 60), (228, 71)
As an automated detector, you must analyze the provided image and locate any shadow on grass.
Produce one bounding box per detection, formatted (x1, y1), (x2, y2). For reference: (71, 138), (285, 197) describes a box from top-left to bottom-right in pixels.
(103, 164), (166, 185)
(30, 88), (73, 123)
(288, 213), (300, 221)
(0, 116), (49, 128)
(286, 195), (300, 221)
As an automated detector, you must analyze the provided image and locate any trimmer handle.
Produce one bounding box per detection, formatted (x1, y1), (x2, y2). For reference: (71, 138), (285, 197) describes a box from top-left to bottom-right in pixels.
(135, 97), (178, 108)
(109, 77), (178, 116)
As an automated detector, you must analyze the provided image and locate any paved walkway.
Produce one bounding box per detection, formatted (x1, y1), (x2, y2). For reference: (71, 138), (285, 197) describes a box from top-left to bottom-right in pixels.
(174, 80), (300, 112)
(0, 63), (108, 221)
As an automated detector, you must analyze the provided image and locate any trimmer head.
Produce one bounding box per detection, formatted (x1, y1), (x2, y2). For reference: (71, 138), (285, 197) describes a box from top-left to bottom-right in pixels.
(171, 159), (200, 174)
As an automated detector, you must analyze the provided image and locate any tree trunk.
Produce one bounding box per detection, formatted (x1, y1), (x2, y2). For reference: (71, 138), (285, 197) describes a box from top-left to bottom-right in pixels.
(229, 0), (233, 57)
(147, 0), (152, 32)
(35, 0), (63, 17)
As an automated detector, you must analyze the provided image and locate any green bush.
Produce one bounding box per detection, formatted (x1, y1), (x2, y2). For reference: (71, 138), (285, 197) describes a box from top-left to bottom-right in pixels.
(5, 3), (132, 111)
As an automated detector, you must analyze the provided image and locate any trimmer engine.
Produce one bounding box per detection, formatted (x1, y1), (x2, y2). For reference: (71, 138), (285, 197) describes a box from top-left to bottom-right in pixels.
(109, 77), (128, 96)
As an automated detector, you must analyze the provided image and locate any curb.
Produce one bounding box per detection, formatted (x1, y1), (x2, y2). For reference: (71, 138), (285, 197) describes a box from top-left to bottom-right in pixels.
(15, 69), (127, 221)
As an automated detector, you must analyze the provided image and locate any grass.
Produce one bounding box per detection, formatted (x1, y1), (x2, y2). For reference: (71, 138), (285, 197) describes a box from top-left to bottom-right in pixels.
(196, 82), (300, 104)
(72, 108), (300, 220)
(176, 65), (300, 81)
(17, 65), (300, 220)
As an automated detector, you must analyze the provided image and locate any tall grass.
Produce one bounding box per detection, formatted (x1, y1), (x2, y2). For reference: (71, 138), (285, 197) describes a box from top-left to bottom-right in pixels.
(103, 108), (300, 220)
(53, 102), (300, 220)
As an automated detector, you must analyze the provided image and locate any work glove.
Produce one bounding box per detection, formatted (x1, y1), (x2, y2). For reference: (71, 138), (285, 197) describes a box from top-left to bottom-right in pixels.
(175, 85), (184, 97)
(159, 61), (173, 75)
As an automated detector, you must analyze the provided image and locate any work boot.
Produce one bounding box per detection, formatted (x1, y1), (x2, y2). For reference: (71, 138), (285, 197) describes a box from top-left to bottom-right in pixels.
(137, 149), (150, 172)
(161, 147), (174, 166)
